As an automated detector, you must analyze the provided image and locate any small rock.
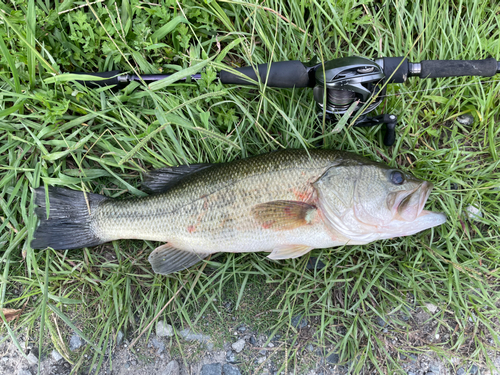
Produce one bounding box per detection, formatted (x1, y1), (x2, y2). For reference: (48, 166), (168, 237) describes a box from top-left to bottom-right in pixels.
(415, 311), (430, 324)
(201, 363), (222, 375)
(249, 336), (257, 346)
(407, 372), (416, 375)
(383, 328), (388, 333)
(457, 368), (466, 375)
(409, 354), (418, 362)
(456, 113), (474, 126)
(326, 352), (339, 364)
(470, 365), (479, 374)
(291, 315), (308, 329)
(237, 326), (246, 333)
(429, 363), (440, 373)
(26, 352), (38, 366)
(18, 370), (32, 375)
(267, 342), (274, 348)
(116, 330), (124, 345)
(468, 314), (478, 323)
(466, 205), (483, 221)
(425, 303), (438, 313)
(231, 339), (245, 353)
(162, 360), (180, 375)
(51, 349), (63, 362)
(258, 349), (267, 356)
(222, 364), (241, 375)
(131, 360), (137, 366)
(306, 257), (326, 270)
(69, 334), (83, 351)
(179, 328), (210, 342)
(306, 344), (314, 352)
(157, 321), (174, 337)
(226, 350), (236, 363)
(150, 336), (166, 354)
(257, 356), (266, 364)
(376, 317), (388, 327)
(425, 372), (435, 375)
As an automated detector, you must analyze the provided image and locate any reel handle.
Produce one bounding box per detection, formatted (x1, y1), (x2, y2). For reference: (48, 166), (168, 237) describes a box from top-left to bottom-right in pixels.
(219, 61), (313, 88)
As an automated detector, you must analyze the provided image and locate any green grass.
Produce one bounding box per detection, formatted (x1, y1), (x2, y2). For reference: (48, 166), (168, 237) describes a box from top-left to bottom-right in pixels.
(1, 0), (500, 374)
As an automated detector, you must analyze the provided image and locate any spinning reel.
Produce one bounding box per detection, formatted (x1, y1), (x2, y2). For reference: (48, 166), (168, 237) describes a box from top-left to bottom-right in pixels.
(79, 55), (500, 146)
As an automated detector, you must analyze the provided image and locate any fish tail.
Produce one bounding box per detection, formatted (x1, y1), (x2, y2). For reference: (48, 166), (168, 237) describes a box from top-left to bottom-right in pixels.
(31, 187), (108, 250)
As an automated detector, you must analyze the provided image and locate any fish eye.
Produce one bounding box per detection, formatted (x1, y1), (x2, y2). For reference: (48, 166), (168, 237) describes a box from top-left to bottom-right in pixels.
(390, 171), (405, 185)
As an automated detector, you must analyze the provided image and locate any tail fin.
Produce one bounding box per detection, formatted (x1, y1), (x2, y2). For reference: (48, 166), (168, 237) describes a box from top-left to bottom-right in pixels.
(31, 187), (108, 250)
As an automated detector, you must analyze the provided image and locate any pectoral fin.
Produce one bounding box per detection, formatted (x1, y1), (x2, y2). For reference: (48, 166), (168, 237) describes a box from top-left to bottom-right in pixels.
(148, 244), (211, 275)
(267, 244), (314, 260)
(252, 200), (317, 230)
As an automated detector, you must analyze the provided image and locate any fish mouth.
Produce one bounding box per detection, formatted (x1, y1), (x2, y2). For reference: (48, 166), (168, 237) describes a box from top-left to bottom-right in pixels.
(378, 181), (446, 239)
(396, 181), (433, 222)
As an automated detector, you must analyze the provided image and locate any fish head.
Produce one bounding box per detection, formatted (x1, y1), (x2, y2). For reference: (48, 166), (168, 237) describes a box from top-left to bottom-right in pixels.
(314, 157), (446, 243)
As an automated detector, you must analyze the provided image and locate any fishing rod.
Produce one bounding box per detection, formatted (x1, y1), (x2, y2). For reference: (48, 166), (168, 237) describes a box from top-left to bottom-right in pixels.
(78, 56), (500, 146)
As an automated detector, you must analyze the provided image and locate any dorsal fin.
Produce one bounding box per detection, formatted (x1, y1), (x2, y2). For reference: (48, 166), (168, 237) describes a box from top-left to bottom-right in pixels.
(142, 163), (213, 194)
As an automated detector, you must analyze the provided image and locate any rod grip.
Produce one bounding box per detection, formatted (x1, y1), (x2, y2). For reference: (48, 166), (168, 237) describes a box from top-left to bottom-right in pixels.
(420, 58), (498, 78)
(219, 61), (311, 88)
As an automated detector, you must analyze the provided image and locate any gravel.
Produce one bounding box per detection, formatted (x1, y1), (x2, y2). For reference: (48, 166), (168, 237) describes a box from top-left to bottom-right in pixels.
(69, 334), (83, 351)
(291, 314), (308, 329)
(231, 339), (245, 353)
(306, 257), (326, 270)
(456, 113), (474, 126)
(17, 370), (32, 375)
(222, 364), (241, 375)
(157, 321), (174, 337)
(149, 336), (166, 354)
(226, 350), (236, 363)
(162, 360), (180, 375)
(376, 317), (388, 327)
(201, 363), (222, 375)
(178, 328), (213, 350)
(26, 352), (38, 366)
(326, 352), (339, 364)
(116, 330), (124, 345)
(425, 303), (438, 313)
(51, 349), (63, 362)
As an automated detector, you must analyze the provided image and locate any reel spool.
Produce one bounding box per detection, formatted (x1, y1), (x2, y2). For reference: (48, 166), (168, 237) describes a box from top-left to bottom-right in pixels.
(312, 56), (385, 116)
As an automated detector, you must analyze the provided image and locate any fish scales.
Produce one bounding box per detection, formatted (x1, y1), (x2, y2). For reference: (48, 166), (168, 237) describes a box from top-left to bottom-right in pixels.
(92, 150), (342, 253)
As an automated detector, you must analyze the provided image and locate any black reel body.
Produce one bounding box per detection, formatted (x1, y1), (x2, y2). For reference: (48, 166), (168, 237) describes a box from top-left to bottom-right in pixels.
(313, 56), (385, 115)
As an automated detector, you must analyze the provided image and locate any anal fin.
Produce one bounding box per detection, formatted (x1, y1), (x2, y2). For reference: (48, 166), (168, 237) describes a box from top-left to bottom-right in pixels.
(148, 244), (211, 275)
(267, 244), (313, 260)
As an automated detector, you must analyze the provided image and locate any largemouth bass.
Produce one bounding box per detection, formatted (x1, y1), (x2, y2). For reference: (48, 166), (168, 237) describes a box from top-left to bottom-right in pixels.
(31, 149), (446, 274)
